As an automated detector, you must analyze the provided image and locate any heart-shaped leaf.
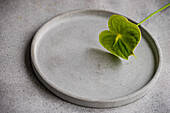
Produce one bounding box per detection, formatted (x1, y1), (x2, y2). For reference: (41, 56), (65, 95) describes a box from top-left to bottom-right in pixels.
(99, 15), (141, 60)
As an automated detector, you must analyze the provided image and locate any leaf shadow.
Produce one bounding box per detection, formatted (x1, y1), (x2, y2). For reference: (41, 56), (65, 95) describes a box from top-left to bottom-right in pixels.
(84, 48), (122, 71)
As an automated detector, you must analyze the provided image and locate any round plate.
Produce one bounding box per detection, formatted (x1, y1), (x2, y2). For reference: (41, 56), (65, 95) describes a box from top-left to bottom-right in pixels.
(31, 10), (162, 108)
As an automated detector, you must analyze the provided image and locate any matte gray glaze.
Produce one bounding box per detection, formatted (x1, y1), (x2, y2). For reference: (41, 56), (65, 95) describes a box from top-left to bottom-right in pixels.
(31, 10), (162, 108)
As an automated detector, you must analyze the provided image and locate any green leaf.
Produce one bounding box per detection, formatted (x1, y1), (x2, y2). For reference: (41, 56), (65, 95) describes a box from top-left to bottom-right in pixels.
(99, 15), (141, 60)
(99, 3), (170, 60)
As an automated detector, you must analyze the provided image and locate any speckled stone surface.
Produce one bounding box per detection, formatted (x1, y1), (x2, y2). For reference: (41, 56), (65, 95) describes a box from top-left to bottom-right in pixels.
(0, 0), (170, 113)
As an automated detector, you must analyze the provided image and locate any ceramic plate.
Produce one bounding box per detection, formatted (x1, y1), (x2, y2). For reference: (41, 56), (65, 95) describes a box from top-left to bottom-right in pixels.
(31, 10), (162, 108)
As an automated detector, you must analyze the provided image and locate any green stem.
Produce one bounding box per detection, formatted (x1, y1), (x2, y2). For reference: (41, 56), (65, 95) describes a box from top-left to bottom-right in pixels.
(137, 3), (170, 26)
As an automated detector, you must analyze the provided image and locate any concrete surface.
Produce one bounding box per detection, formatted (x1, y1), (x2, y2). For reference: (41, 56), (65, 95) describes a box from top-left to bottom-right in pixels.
(0, 0), (170, 113)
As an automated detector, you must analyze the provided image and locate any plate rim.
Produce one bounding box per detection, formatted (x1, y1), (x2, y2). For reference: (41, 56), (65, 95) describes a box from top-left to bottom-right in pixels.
(30, 9), (162, 108)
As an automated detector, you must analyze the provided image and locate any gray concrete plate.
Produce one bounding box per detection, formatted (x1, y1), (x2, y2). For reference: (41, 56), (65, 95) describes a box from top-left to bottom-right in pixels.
(31, 10), (162, 108)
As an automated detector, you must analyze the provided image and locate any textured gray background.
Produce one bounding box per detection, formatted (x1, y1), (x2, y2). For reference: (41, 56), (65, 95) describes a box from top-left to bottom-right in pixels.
(0, 0), (170, 113)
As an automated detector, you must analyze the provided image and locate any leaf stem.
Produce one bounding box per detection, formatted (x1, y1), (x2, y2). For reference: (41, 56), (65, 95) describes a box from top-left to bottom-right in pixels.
(137, 3), (170, 26)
